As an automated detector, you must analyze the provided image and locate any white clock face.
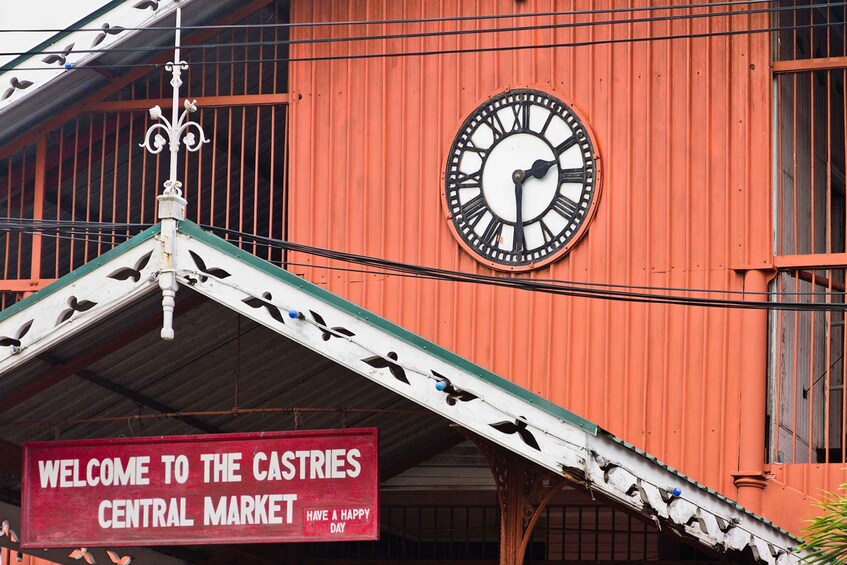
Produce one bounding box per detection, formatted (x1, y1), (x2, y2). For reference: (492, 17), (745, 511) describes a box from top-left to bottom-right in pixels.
(444, 89), (600, 270)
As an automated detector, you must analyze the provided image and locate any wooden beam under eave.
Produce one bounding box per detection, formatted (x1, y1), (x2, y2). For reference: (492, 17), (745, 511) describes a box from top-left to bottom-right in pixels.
(92, 93), (290, 112)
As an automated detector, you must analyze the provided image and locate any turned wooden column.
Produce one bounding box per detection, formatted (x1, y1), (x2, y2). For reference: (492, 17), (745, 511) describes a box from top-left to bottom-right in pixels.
(465, 433), (568, 565)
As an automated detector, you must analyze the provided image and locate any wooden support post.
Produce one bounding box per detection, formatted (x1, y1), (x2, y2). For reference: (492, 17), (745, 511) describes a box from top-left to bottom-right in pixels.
(465, 432), (567, 565)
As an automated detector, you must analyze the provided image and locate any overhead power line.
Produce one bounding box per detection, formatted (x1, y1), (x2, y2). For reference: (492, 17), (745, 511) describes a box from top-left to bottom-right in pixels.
(0, 218), (844, 312)
(0, 1), (828, 58)
(0, 0), (780, 34)
(6, 21), (842, 72)
(0, 2), (842, 70)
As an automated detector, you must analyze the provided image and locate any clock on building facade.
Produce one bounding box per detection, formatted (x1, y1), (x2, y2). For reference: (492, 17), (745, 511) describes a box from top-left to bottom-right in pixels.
(443, 88), (602, 271)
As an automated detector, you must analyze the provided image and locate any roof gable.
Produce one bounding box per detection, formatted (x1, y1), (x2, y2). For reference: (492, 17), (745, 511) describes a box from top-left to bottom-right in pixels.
(0, 219), (807, 563)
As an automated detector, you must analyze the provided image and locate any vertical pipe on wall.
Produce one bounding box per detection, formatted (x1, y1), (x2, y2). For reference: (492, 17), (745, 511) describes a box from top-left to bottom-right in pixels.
(733, 268), (771, 512)
(29, 136), (45, 291)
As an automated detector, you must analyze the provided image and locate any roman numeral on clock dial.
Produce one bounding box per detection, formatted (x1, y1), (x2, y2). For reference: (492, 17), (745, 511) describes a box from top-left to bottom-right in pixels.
(460, 194), (488, 227)
(555, 136), (578, 156)
(481, 112), (508, 141)
(510, 102), (531, 133)
(552, 193), (579, 219)
(481, 217), (504, 247)
(559, 167), (585, 183)
(539, 219), (556, 244)
(455, 170), (481, 189)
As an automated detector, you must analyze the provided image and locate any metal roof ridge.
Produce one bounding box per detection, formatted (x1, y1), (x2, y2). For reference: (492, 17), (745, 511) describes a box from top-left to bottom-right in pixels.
(0, 223), (161, 323)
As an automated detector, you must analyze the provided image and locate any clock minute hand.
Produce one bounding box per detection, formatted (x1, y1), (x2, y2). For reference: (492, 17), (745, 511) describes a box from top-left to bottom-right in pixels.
(524, 158), (558, 180)
(513, 176), (525, 255)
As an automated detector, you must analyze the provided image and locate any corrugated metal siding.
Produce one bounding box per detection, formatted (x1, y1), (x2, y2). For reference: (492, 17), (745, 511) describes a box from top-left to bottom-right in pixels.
(286, 0), (771, 504)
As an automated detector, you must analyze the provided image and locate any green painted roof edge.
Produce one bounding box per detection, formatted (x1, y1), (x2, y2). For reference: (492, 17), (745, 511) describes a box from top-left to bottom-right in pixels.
(0, 223), (160, 322)
(178, 220), (598, 435)
(0, 0), (127, 74)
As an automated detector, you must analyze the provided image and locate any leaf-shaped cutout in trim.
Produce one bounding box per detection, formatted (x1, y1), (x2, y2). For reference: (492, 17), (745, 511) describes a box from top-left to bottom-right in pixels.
(309, 310), (355, 341)
(16, 319), (32, 339)
(108, 268), (139, 281)
(362, 352), (409, 384)
(431, 370), (478, 405)
(242, 292), (284, 325)
(55, 296), (98, 325)
(189, 250), (231, 282)
(489, 418), (540, 451)
(2, 319), (35, 346)
(11, 78), (32, 89)
(133, 0), (159, 9)
(56, 309), (74, 325)
(135, 251), (152, 272)
(42, 43), (74, 66)
(332, 327), (355, 338)
(2, 77), (33, 100)
(91, 23), (125, 48)
(108, 251), (153, 282)
(70, 297), (96, 312)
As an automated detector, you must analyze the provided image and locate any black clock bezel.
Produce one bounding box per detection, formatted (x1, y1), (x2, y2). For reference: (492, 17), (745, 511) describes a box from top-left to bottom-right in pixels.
(443, 88), (601, 271)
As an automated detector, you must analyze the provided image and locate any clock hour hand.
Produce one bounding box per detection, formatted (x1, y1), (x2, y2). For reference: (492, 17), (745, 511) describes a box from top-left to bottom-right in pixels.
(523, 158), (558, 180)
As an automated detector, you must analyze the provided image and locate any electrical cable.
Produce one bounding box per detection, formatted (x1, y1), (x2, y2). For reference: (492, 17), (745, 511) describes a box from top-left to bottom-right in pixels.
(0, 0), (785, 34)
(2, 7), (843, 70)
(0, 1), (830, 58)
(198, 225), (847, 311)
(1, 218), (845, 310)
(7, 20), (842, 72)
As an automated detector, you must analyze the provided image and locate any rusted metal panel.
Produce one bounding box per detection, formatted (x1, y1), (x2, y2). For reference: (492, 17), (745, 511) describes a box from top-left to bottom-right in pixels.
(286, 0), (772, 507)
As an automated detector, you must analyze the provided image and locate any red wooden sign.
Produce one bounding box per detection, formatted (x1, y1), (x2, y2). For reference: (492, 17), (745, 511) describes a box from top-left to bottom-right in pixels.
(21, 429), (378, 547)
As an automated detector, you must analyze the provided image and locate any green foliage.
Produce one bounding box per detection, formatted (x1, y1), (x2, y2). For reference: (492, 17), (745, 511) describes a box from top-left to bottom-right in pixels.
(797, 484), (847, 564)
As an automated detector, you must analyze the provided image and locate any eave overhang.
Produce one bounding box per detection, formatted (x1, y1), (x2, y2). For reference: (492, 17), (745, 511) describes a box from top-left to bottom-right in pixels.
(0, 220), (807, 564)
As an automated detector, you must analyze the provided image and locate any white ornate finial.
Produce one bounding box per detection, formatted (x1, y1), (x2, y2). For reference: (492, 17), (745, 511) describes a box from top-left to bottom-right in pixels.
(139, 7), (209, 341)
(139, 7), (209, 201)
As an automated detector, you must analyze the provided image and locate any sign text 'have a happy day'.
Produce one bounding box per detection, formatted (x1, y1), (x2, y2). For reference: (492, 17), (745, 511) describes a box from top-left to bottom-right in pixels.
(21, 429), (378, 547)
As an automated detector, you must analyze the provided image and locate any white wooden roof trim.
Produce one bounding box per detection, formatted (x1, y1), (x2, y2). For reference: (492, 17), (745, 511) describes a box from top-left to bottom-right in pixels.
(0, 0), (186, 114)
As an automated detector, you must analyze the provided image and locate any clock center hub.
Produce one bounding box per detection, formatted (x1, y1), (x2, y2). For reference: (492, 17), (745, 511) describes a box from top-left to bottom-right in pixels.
(482, 133), (558, 223)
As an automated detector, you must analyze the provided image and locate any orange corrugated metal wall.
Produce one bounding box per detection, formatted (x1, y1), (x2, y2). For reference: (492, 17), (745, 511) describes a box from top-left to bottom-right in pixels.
(287, 0), (773, 521)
